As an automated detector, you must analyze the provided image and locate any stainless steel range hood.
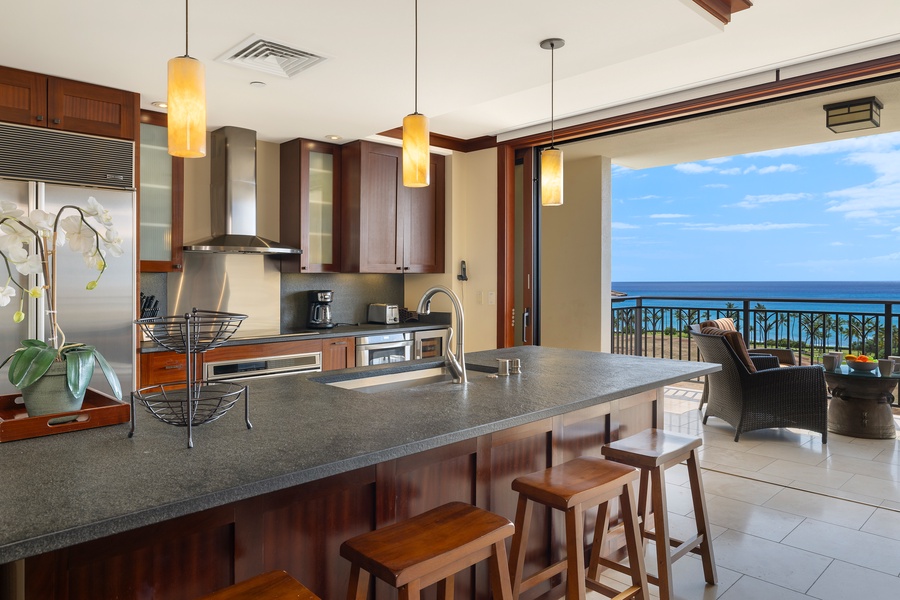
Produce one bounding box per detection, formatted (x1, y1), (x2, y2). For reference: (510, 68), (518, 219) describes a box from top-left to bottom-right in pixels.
(184, 126), (301, 255)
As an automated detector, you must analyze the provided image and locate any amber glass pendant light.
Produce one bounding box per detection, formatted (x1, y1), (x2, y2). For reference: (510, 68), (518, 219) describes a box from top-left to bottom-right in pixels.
(168, 0), (207, 158)
(402, 0), (429, 187)
(540, 38), (565, 206)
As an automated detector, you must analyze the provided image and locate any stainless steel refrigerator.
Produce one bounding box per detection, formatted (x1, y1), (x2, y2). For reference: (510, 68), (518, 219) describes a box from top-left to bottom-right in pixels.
(0, 125), (136, 398)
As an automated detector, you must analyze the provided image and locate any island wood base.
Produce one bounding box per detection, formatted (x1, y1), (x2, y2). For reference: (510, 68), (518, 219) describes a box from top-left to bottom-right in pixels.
(4, 389), (661, 600)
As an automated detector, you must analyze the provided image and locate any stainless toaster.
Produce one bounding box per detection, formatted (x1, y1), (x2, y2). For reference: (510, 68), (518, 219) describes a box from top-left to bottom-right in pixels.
(368, 303), (399, 324)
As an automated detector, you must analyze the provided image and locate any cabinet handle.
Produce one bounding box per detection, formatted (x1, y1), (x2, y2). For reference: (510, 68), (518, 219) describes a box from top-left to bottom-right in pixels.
(52, 118), (61, 124)
(173, 264), (182, 269)
(396, 266), (402, 270)
(301, 266), (307, 270)
(35, 115), (44, 122)
(404, 266), (410, 271)
(163, 365), (180, 370)
(333, 341), (347, 346)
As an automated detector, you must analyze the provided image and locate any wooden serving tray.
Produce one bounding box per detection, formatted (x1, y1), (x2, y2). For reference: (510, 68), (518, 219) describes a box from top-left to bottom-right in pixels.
(0, 389), (130, 443)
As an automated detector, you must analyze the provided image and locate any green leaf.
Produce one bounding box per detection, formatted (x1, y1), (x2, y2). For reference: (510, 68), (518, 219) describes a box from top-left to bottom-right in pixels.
(92, 349), (122, 401)
(65, 350), (95, 400)
(8, 346), (58, 389)
(20, 339), (49, 349)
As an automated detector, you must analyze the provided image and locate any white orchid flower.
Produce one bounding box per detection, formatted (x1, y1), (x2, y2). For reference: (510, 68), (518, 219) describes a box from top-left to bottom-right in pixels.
(28, 286), (43, 298)
(0, 285), (14, 307)
(0, 219), (31, 249)
(101, 227), (124, 258)
(82, 251), (106, 271)
(0, 200), (24, 220)
(10, 249), (42, 276)
(85, 196), (114, 227)
(60, 215), (96, 254)
(26, 209), (55, 234)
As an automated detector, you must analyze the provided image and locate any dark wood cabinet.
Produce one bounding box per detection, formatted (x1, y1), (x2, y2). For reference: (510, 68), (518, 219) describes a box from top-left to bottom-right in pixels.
(139, 110), (184, 272)
(341, 141), (445, 274)
(0, 65), (137, 139)
(322, 336), (355, 371)
(139, 351), (200, 387)
(279, 139), (342, 273)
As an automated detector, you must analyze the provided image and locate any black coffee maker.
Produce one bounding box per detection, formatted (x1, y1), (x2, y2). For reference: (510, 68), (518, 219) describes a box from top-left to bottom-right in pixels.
(308, 290), (335, 329)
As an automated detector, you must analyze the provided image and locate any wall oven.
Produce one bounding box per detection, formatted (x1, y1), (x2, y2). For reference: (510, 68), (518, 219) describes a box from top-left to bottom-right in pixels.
(355, 333), (414, 366)
(205, 352), (322, 381)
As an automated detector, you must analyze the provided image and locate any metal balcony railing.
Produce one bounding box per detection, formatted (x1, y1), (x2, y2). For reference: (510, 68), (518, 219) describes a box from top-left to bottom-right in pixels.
(611, 295), (900, 365)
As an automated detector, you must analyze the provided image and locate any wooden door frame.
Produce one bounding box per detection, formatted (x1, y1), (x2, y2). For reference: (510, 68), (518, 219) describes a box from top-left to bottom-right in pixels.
(496, 53), (900, 348)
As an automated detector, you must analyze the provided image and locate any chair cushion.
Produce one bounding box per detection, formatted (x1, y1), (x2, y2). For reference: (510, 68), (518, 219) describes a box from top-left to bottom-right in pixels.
(699, 318), (737, 331)
(700, 326), (757, 373)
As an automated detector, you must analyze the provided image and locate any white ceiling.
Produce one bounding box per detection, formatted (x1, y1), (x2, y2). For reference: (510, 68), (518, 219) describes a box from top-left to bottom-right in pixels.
(1, 1), (900, 147)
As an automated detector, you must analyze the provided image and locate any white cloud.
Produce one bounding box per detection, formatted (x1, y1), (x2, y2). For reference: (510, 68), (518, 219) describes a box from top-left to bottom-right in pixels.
(611, 222), (639, 229)
(650, 213), (689, 219)
(758, 164), (800, 174)
(704, 157), (732, 164)
(704, 183), (729, 189)
(718, 167), (743, 175)
(730, 192), (812, 209)
(681, 222), (816, 232)
(830, 241), (849, 246)
(674, 162), (715, 174)
(824, 147), (900, 219)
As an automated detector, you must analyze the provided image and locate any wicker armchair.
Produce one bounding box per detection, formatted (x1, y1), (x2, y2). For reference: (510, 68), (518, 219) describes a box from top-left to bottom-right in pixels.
(690, 330), (828, 443)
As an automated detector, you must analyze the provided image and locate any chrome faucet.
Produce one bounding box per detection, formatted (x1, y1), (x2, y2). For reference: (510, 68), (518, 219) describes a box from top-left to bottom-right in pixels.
(417, 285), (467, 384)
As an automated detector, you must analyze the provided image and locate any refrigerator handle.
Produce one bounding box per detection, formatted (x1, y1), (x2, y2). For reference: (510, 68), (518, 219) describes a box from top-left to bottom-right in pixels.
(31, 182), (45, 344)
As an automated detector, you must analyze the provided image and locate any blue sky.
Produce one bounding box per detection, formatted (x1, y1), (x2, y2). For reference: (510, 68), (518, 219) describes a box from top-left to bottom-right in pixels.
(611, 131), (900, 282)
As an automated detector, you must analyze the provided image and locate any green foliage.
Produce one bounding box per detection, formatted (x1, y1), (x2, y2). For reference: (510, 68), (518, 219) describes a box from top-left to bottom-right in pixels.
(1, 339), (122, 400)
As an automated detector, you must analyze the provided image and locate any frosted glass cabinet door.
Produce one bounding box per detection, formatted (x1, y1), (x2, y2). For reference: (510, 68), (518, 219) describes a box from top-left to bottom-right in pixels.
(139, 112), (184, 272)
(279, 139), (342, 272)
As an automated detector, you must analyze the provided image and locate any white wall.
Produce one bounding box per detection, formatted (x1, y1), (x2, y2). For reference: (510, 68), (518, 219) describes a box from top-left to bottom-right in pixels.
(539, 156), (611, 351)
(404, 148), (499, 352)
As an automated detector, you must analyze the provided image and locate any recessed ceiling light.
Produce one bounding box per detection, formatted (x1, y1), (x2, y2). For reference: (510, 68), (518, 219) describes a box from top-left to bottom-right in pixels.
(249, 81), (267, 88)
(325, 135), (342, 141)
(151, 101), (168, 109)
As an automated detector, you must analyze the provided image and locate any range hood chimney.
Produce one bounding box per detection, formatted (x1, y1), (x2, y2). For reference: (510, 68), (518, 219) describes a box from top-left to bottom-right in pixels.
(184, 126), (301, 254)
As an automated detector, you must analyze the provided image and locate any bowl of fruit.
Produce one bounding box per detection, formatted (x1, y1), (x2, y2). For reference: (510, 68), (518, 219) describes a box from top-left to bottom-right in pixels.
(845, 354), (878, 372)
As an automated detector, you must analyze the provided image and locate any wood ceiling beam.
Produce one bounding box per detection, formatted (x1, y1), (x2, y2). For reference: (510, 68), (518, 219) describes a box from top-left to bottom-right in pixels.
(692, 0), (753, 25)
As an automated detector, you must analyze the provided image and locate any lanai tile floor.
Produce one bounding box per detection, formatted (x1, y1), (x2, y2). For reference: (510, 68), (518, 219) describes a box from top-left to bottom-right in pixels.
(590, 386), (900, 599)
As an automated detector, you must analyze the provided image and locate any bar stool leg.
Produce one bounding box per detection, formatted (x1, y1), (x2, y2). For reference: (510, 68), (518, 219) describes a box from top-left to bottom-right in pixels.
(436, 575), (454, 599)
(636, 469), (651, 543)
(347, 564), (369, 600)
(586, 501), (610, 581)
(687, 448), (717, 585)
(650, 466), (674, 600)
(489, 540), (514, 600)
(620, 480), (650, 597)
(509, 494), (533, 600)
(399, 579), (421, 600)
(564, 505), (587, 599)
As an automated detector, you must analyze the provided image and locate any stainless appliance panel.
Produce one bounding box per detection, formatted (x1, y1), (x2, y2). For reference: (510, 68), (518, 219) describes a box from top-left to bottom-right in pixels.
(355, 332), (414, 366)
(42, 183), (136, 394)
(415, 328), (449, 360)
(205, 351), (322, 381)
(168, 252), (281, 338)
(0, 179), (31, 395)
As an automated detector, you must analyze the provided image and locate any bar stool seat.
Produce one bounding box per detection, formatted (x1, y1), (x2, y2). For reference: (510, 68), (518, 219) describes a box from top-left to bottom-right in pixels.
(340, 501), (514, 599)
(601, 429), (717, 600)
(508, 456), (649, 600)
(197, 570), (320, 599)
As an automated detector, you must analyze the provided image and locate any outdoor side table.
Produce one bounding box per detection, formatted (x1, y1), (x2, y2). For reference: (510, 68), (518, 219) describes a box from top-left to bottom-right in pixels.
(823, 366), (898, 439)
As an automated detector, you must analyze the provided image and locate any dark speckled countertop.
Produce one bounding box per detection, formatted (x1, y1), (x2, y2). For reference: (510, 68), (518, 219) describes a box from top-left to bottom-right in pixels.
(0, 347), (717, 564)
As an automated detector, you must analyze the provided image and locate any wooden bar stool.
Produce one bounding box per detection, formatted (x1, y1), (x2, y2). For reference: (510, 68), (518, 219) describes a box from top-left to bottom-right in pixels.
(601, 429), (716, 600)
(508, 456), (648, 600)
(340, 501), (514, 600)
(197, 570), (320, 599)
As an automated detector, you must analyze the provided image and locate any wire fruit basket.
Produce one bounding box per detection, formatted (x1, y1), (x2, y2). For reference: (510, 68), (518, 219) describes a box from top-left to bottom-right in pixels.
(131, 309), (251, 448)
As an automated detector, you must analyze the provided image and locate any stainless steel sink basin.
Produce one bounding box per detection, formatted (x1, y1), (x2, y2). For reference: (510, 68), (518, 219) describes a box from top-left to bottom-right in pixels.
(316, 363), (498, 394)
(324, 367), (453, 393)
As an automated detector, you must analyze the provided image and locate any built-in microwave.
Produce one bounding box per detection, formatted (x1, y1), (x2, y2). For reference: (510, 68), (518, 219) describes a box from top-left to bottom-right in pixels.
(355, 333), (415, 366)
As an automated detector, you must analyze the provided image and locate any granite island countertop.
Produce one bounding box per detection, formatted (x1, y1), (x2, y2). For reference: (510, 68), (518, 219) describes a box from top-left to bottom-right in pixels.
(0, 346), (718, 564)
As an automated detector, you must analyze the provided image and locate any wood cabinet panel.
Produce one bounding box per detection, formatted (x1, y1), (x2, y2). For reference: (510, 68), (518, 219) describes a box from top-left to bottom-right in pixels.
(140, 351), (201, 387)
(342, 141), (445, 273)
(0, 66), (46, 126)
(323, 337), (355, 371)
(0, 66), (136, 139)
(280, 139), (342, 273)
(203, 340), (323, 364)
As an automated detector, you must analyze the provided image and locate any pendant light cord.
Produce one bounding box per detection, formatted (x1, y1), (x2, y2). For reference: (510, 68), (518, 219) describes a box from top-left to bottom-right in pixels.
(414, 0), (419, 115)
(550, 41), (555, 148)
(184, 0), (190, 57)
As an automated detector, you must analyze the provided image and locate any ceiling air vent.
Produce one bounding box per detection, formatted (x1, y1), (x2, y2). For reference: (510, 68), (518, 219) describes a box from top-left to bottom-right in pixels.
(217, 35), (326, 78)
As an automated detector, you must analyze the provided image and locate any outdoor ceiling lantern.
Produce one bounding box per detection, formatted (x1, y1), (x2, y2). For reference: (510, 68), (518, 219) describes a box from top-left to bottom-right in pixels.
(168, 0), (207, 158)
(824, 97), (882, 134)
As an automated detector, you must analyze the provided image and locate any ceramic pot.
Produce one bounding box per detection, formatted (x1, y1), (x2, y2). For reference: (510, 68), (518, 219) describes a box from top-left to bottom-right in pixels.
(21, 361), (85, 417)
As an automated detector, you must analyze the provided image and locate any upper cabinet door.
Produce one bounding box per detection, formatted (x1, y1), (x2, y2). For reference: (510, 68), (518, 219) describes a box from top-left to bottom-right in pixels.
(0, 66), (48, 127)
(48, 78), (136, 139)
(403, 154), (445, 273)
(280, 139), (342, 273)
(139, 110), (184, 272)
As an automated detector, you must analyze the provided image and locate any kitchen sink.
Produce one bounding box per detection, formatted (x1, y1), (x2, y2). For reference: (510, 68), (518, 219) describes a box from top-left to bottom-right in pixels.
(315, 363), (498, 394)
